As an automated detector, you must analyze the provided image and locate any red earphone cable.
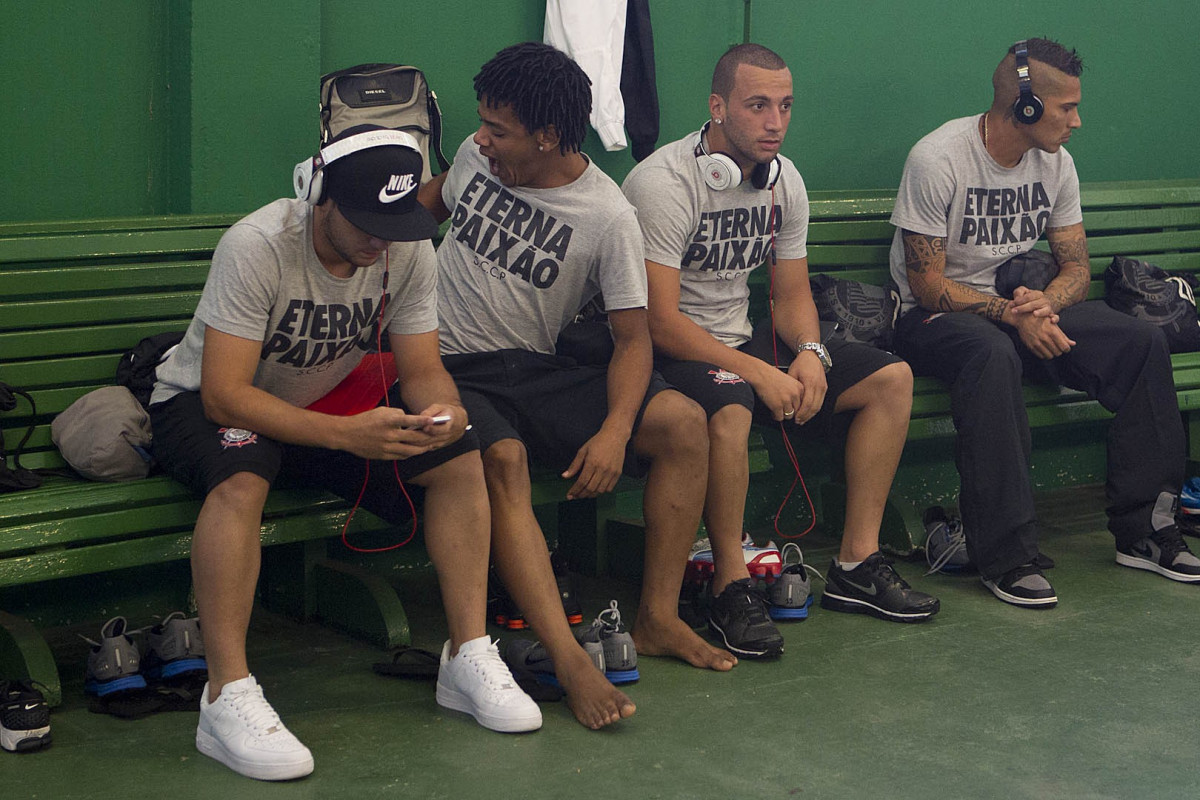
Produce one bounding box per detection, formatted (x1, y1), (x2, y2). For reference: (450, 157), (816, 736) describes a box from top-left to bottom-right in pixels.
(340, 249), (419, 553)
(765, 184), (816, 539)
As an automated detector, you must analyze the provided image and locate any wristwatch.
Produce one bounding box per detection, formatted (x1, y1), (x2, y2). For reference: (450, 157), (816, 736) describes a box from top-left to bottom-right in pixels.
(796, 341), (832, 372)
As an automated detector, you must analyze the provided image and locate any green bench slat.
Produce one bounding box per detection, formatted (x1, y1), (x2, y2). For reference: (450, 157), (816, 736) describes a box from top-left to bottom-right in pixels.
(1085, 229), (1200, 257)
(0, 292), (201, 331)
(0, 229), (226, 265)
(0, 214), (242, 239)
(1, 355), (122, 390)
(0, 321), (191, 361)
(0, 262), (209, 299)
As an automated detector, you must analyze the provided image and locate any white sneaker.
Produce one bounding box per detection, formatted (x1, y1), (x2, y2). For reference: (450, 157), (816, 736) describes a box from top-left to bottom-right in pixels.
(195, 675), (314, 781)
(435, 636), (542, 733)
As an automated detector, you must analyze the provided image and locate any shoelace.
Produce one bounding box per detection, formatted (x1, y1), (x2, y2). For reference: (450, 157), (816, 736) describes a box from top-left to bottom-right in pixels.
(861, 555), (913, 590)
(1151, 526), (1188, 559)
(725, 580), (773, 623)
(597, 599), (624, 633)
(226, 684), (285, 734)
(462, 640), (518, 690)
(925, 518), (968, 575)
(780, 543), (825, 584)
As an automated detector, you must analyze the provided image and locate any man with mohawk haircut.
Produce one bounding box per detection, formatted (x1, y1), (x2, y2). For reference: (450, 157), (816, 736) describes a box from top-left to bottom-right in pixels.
(421, 42), (739, 730)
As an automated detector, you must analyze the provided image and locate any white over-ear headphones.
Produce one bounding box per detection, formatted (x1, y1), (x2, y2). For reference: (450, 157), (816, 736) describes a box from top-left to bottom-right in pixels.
(293, 128), (421, 205)
(693, 121), (781, 191)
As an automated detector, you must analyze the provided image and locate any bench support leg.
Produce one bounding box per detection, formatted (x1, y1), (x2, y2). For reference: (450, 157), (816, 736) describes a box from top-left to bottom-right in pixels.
(556, 495), (620, 577)
(0, 611), (61, 707)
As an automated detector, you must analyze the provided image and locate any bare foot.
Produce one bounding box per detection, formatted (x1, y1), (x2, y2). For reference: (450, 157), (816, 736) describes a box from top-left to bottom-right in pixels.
(632, 613), (737, 671)
(556, 650), (636, 730)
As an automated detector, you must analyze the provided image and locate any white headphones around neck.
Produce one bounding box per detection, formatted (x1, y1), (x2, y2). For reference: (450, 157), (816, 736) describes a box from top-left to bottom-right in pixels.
(693, 121), (781, 191)
(293, 128), (420, 205)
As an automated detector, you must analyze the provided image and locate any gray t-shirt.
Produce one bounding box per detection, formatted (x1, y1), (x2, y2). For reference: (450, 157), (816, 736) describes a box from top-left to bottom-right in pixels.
(152, 198), (438, 407)
(622, 132), (808, 348)
(436, 136), (647, 356)
(889, 115), (1083, 313)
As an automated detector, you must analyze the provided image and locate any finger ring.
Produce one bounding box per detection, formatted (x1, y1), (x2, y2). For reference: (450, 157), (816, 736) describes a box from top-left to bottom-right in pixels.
(784, 409), (795, 416)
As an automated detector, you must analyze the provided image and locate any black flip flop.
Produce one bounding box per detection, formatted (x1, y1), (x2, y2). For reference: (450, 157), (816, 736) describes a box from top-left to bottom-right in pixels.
(371, 647), (442, 680)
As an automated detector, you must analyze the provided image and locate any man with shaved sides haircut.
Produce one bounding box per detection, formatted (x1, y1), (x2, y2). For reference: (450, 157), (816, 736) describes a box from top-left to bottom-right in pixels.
(624, 43), (939, 649)
(890, 38), (1197, 608)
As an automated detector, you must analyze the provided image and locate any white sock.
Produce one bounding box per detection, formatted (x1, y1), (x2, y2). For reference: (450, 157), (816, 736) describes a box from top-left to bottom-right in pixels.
(838, 559), (863, 571)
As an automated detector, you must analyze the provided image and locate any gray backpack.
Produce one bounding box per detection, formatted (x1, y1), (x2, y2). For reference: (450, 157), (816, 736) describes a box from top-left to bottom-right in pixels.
(320, 63), (450, 184)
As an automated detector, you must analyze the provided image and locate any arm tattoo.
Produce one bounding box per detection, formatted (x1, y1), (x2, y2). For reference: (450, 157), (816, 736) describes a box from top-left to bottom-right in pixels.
(1046, 225), (1092, 310)
(905, 231), (1008, 321)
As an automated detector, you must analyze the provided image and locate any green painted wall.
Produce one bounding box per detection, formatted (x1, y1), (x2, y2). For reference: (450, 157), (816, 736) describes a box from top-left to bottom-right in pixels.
(2, 1), (1196, 223)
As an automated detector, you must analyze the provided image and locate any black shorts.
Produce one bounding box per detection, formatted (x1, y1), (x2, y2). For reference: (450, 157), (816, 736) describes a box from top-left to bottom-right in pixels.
(442, 349), (670, 478)
(149, 390), (480, 524)
(739, 320), (903, 436)
(653, 357), (755, 418)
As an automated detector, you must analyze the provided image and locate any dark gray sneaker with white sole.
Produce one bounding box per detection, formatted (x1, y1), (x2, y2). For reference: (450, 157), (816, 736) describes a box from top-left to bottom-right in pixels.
(1116, 525), (1200, 583)
(821, 552), (940, 622)
(707, 578), (784, 658)
(981, 562), (1058, 608)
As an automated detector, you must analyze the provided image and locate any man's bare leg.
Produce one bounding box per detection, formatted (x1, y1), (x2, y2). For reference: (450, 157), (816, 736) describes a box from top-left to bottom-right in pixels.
(832, 362), (913, 561)
(703, 404), (755, 594)
(482, 440), (635, 729)
(629, 391), (738, 671)
(190, 472), (270, 699)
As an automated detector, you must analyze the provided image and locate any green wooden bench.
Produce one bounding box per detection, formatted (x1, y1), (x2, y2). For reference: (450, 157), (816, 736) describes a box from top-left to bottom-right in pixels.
(0, 214), (618, 705)
(755, 179), (1200, 553)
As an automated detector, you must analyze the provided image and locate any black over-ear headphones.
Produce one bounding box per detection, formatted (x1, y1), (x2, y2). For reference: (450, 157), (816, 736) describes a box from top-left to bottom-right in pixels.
(293, 128), (421, 205)
(693, 122), (781, 191)
(1011, 40), (1044, 125)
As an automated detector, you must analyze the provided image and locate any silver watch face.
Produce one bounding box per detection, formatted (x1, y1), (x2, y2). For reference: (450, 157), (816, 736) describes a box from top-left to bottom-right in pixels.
(799, 342), (832, 370)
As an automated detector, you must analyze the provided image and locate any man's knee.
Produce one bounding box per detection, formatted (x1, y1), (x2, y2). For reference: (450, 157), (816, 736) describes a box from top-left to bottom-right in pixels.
(206, 471), (270, 513)
(480, 438), (532, 494)
(413, 448), (487, 490)
(707, 403), (753, 450)
(637, 390), (709, 460)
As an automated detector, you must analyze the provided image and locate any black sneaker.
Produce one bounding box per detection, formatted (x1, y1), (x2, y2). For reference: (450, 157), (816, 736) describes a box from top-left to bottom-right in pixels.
(1, 680), (51, 753)
(549, 549), (584, 625)
(707, 578), (784, 659)
(981, 562), (1058, 608)
(821, 552), (940, 622)
(1116, 526), (1200, 583)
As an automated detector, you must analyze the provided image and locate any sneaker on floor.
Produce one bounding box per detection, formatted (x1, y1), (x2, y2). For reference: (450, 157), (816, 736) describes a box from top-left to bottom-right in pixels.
(1180, 477), (1200, 516)
(821, 552), (941, 622)
(576, 600), (639, 684)
(923, 506), (971, 575)
(437, 636), (542, 733)
(81, 616), (147, 697)
(1116, 526), (1200, 583)
(503, 638), (604, 689)
(550, 549), (584, 625)
(981, 562), (1058, 608)
(707, 578), (784, 658)
(487, 570), (528, 631)
(768, 543), (820, 620)
(1, 680), (51, 753)
(142, 612), (207, 681)
(195, 675), (313, 781)
(687, 532), (782, 584)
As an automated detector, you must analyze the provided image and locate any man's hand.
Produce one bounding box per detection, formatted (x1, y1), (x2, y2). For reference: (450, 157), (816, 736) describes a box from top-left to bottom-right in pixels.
(1012, 313), (1075, 360)
(786, 351), (828, 424)
(1010, 286), (1059, 319)
(562, 427), (628, 499)
(337, 404), (466, 461)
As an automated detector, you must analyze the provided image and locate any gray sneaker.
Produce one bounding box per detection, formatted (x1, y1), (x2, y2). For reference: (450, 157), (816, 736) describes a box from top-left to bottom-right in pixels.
(981, 562), (1058, 608)
(768, 543), (820, 620)
(143, 612), (207, 681)
(1116, 526), (1200, 583)
(81, 617), (146, 696)
(504, 637), (605, 688)
(575, 600), (638, 684)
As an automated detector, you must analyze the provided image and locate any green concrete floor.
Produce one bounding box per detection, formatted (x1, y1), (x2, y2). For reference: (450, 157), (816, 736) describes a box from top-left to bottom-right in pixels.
(5, 485), (1200, 799)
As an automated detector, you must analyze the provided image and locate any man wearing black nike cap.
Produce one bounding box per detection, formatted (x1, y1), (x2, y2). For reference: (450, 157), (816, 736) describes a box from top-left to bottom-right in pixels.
(150, 125), (540, 781)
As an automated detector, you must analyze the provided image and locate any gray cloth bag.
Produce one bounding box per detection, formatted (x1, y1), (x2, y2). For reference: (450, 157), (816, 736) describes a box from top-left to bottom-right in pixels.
(51, 386), (153, 481)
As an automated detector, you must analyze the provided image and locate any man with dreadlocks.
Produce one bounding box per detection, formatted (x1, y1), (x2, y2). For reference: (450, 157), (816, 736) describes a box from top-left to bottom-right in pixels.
(891, 38), (1196, 607)
(421, 42), (739, 729)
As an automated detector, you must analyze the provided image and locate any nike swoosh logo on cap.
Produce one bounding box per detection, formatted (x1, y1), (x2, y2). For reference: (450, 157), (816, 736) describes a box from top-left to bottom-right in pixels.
(379, 173), (417, 203)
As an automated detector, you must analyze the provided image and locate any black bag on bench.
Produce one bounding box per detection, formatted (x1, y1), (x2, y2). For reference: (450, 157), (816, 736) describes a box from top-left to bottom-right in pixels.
(0, 381), (43, 492)
(1105, 255), (1200, 353)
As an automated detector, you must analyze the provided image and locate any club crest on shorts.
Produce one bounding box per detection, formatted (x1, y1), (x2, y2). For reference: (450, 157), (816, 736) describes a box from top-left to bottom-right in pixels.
(218, 428), (258, 448)
(708, 369), (745, 385)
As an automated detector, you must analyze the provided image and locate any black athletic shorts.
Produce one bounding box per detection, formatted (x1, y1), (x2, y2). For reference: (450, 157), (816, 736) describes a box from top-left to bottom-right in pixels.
(740, 320), (902, 437)
(653, 358), (755, 418)
(442, 349), (671, 478)
(149, 389), (480, 524)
